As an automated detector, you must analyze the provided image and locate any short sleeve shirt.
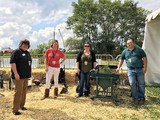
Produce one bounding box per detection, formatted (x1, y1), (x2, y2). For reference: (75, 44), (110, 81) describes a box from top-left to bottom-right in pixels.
(10, 48), (32, 79)
(121, 47), (146, 68)
(44, 48), (65, 68)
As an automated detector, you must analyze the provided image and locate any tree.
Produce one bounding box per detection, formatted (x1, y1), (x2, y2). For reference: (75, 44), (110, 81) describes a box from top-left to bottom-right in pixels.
(66, 0), (149, 54)
(30, 39), (53, 54)
(66, 0), (99, 50)
(65, 37), (83, 51)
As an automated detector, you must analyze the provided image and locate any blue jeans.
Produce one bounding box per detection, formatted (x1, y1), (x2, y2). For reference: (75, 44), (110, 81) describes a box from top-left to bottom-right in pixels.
(127, 68), (145, 100)
(78, 71), (90, 96)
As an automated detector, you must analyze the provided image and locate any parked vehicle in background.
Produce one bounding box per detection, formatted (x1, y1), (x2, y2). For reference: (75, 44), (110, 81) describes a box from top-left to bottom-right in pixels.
(1, 47), (14, 54)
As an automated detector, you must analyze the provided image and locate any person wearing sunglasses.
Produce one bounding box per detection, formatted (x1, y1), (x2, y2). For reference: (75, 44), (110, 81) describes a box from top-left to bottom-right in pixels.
(41, 40), (66, 100)
(76, 42), (96, 97)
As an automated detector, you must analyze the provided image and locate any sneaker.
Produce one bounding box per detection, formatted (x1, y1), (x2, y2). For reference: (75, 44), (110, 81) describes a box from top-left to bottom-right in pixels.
(21, 107), (27, 111)
(13, 111), (21, 115)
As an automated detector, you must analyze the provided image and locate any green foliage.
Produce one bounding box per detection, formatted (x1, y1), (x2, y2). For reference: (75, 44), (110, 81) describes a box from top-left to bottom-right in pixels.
(99, 65), (111, 73)
(31, 43), (48, 54)
(65, 37), (83, 51)
(66, 0), (149, 54)
(30, 39), (53, 54)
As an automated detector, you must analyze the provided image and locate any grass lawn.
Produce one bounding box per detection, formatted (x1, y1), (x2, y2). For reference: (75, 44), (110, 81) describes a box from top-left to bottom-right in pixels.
(0, 69), (160, 120)
(1, 84), (160, 120)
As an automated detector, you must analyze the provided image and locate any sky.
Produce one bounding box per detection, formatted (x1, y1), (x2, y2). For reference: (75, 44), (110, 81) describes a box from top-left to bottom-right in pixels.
(0, 0), (160, 50)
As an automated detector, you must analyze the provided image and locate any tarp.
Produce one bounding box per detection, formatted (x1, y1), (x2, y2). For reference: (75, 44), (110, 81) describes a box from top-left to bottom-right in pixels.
(142, 9), (160, 85)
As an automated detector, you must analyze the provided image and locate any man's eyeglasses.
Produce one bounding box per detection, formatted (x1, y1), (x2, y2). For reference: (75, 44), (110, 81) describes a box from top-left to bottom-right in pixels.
(84, 45), (90, 47)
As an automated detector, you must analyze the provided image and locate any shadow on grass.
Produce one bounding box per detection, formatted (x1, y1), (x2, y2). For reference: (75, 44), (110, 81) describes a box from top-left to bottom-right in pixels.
(28, 108), (76, 120)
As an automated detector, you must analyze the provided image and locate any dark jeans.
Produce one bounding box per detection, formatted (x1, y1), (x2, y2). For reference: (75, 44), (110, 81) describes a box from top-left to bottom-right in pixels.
(78, 71), (90, 96)
(127, 68), (145, 100)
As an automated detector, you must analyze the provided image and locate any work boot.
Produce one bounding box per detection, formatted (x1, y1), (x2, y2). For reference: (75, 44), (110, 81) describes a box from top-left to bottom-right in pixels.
(133, 99), (139, 105)
(54, 88), (58, 98)
(41, 89), (49, 100)
(139, 99), (145, 105)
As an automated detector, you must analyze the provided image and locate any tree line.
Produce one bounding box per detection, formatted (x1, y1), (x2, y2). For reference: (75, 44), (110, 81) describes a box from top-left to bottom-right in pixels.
(65, 0), (149, 56)
(32, 0), (150, 56)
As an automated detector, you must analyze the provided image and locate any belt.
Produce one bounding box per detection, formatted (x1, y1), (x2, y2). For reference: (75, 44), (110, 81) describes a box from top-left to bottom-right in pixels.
(128, 67), (143, 69)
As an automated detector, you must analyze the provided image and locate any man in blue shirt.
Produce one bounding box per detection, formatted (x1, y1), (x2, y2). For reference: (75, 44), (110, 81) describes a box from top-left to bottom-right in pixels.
(116, 38), (147, 105)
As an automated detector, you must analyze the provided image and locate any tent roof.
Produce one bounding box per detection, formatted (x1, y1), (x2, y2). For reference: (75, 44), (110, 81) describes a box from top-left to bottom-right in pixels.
(146, 8), (160, 22)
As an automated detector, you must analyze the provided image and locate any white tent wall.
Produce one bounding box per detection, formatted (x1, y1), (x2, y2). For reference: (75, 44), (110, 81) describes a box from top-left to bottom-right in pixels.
(142, 9), (160, 85)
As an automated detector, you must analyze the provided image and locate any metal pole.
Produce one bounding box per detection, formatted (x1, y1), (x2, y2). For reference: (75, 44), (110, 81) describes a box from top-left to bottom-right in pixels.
(58, 29), (65, 49)
(53, 29), (55, 40)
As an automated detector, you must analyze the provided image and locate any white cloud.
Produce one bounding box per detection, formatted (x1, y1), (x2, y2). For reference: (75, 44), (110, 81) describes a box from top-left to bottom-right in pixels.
(29, 23), (73, 49)
(135, 0), (160, 11)
(29, 27), (53, 44)
(0, 7), (12, 15)
(0, 0), (42, 25)
(0, 37), (14, 50)
(0, 0), (159, 50)
(0, 22), (32, 48)
(0, 0), (77, 50)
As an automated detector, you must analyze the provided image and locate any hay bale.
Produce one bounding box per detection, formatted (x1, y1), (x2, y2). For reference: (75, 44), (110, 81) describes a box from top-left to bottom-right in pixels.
(32, 71), (46, 84)
(118, 73), (129, 86)
(65, 70), (77, 83)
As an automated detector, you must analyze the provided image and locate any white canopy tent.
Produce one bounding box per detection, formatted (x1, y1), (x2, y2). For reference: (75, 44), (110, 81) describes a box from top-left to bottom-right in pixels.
(142, 9), (160, 85)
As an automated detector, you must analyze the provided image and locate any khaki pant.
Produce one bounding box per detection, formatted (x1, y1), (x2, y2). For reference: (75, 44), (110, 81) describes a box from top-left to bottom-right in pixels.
(12, 79), (28, 112)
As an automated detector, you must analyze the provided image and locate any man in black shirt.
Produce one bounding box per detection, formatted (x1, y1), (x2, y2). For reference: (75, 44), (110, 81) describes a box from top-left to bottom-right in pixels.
(10, 39), (32, 115)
